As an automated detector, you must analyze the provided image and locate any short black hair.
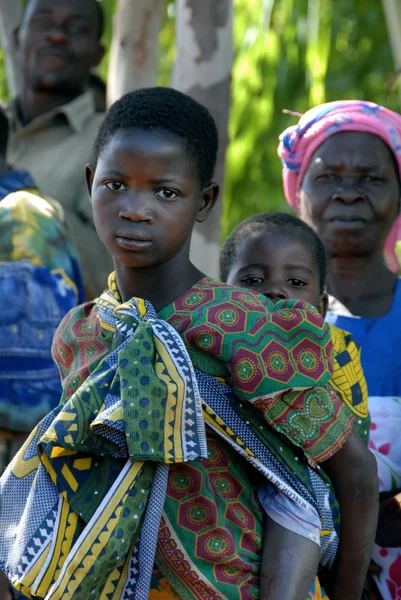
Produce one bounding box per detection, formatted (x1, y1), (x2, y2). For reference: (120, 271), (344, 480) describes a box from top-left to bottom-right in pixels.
(220, 212), (327, 293)
(0, 105), (9, 156)
(92, 87), (219, 188)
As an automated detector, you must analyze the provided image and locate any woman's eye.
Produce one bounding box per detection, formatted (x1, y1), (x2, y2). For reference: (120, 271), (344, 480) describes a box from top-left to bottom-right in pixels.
(316, 173), (337, 182)
(288, 278), (307, 287)
(361, 174), (382, 183)
(241, 276), (263, 286)
(155, 189), (178, 200)
(104, 181), (126, 191)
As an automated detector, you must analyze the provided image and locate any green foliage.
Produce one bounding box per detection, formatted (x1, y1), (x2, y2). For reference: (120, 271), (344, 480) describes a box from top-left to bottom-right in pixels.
(0, 47), (8, 101)
(97, 0), (117, 81)
(223, 0), (399, 239)
(158, 2), (176, 86)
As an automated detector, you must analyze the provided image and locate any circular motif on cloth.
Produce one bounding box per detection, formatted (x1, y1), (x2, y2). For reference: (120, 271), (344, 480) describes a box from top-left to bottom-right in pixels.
(216, 308), (240, 326)
(67, 373), (84, 394)
(249, 533), (262, 550)
(207, 534), (228, 555)
(84, 344), (98, 361)
(276, 310), (295, 319)
(207, 445), (222, 464)
(196, 331), (216, 349)
(79, 321), (95, 334)
(222, 565), (241, 579)
(268, 351), (288, 374)
(187, 503), (210, 525)
(213, 476), (233, 495)
(235, 359), (257, 382)
(197, 527), (235, 562)
(184, 291), (206, 307)
(247, 584), (259, 599)
(299, 350), (318, 371)
(171, 471), (193, 492)
(233, 507), (248, 526)
(238, 293), (261, 308)
(58, 344), (73, 362)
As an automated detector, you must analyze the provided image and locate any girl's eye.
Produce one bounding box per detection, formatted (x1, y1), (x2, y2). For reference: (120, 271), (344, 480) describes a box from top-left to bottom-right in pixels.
(155, 189), (179, 200)
(104, 181), (127, 191)
(288, 278), (307, 287)
(241, 276), (264, 286)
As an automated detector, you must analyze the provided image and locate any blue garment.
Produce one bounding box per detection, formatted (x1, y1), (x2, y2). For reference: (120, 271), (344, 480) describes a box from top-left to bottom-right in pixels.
(0, 169), (36, 201)
(0, 261), (79, 432)
(0, 182), (84, 433)
(326, 278), (401, 600)
(326, 278), (401, 398)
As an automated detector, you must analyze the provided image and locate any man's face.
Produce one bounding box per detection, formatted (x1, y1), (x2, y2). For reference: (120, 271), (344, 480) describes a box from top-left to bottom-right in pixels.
(16, 0), (103, 93)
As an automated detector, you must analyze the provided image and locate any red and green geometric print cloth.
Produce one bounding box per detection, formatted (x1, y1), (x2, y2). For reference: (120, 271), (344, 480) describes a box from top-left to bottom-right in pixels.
(57, 276), (354, 466)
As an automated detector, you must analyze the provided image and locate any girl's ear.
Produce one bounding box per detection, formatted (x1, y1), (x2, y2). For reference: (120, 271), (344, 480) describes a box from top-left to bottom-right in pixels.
(197, 183), (219, 223)
(318, 291), (329, 319)
(85, 164), (95, 200)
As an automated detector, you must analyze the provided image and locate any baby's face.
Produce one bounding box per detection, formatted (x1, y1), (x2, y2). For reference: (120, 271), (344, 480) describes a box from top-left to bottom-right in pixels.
(226, 229), (327, 316)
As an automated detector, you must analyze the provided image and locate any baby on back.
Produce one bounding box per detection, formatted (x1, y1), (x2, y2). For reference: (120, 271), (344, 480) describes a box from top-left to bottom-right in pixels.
(220, 211), (369, 442)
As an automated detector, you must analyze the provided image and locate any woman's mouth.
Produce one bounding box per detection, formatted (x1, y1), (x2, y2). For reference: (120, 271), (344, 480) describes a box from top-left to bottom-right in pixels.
(328, 217), (367, 229)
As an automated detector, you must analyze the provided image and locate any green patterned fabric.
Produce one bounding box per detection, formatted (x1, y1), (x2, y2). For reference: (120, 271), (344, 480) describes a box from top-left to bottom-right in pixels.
(0, 274), (355, 599)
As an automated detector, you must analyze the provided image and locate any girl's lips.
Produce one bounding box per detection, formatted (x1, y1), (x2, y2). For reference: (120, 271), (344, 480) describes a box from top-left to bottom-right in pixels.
(116, 236), (153, 251)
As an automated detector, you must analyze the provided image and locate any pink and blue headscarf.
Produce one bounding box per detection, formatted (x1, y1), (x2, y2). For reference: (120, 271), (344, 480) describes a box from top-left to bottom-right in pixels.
(278, 100), (401, 272)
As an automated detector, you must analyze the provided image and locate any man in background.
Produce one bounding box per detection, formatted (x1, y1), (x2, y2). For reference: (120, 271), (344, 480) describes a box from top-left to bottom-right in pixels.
(7, 0), (113, 299)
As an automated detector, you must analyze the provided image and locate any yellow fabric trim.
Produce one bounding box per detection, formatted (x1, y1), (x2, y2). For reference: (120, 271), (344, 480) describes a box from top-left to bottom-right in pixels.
(61, 464), (79, 492)
(50, 447), (77, 459)
(49, 461), (144, 600)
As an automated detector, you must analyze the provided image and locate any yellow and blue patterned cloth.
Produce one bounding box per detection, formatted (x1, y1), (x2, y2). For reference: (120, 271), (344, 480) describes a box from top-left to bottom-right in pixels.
(0, 178), (84, 432)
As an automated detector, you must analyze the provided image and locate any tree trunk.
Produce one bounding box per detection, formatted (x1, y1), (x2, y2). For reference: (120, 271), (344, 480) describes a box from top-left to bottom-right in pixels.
(0, 0), (23, 97)
(382, 0), (401, 106)
(172, 0), (233, 279)
(107, 0), (165, 107)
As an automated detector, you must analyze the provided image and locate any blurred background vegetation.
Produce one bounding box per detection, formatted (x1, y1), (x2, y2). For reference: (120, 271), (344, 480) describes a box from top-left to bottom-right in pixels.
(0, 0), (398, 240)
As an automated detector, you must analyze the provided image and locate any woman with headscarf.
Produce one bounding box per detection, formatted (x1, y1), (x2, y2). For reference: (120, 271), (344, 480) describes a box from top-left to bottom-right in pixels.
(278, 100), (401, 599)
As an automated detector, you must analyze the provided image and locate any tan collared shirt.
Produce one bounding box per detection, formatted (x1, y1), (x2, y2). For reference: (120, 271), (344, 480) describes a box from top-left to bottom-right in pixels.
(7, 91), (113, 299)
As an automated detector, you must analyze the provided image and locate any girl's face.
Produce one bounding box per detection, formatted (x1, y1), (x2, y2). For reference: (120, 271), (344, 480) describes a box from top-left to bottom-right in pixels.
(298, 131), (400, 260)
(226, 229), (327, 317)
(85, 128), (218, 270)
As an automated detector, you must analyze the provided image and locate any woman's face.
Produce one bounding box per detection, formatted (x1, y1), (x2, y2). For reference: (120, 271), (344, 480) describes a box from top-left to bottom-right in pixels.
(299, 132), (400, 259)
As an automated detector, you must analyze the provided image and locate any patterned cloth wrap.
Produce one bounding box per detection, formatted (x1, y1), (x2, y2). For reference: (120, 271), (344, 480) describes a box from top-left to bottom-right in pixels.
(0, 276), (357, 600)
(0, 188), (85, 432)
(278, 100), (401, 273)
(148, 566), (329, 600)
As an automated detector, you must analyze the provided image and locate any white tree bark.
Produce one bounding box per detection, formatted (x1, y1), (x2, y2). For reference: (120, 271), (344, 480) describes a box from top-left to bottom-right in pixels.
(0, 0), (23, 97)
(173, 0), (234, 279)
(107, 0), (165, 107)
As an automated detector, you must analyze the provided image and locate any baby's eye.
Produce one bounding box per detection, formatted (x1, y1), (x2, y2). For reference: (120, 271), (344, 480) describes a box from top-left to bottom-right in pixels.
(241, 276), (264, 286)
(104, 181), (127, 191)
(288, 278), (307, 287)
(155, 189), (178, 200)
